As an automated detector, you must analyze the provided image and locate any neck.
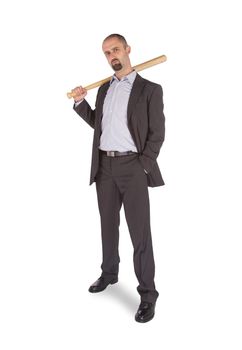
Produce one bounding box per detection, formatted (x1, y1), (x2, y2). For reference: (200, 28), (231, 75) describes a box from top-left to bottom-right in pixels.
(115, 66), (133, 80)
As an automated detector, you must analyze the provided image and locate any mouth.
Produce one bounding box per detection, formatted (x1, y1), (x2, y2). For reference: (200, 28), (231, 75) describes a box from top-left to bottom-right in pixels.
(111, 59), (120, 64)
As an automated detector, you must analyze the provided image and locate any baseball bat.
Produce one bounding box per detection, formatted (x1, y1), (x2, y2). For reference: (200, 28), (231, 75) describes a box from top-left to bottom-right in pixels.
(67, 54), (167, 99)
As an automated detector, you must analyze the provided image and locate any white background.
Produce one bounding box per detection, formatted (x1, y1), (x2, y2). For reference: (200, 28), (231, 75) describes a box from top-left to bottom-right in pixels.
(0, 0), (241, 349)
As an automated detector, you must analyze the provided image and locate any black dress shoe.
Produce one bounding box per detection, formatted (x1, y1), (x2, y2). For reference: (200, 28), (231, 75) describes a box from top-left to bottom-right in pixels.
(88, 276), (118, 293)
(135, 302), (156, 323)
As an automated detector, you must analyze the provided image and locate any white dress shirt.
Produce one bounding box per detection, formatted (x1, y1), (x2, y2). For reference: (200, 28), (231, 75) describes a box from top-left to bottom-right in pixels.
(99, 70), (138, 152)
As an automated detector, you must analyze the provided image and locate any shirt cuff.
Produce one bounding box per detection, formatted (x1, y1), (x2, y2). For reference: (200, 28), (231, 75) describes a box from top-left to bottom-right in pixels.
(74, 99), (84, 107)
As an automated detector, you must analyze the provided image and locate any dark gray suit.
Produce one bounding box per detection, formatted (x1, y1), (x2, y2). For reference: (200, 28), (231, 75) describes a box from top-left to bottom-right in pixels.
(73, 73), (165, 304)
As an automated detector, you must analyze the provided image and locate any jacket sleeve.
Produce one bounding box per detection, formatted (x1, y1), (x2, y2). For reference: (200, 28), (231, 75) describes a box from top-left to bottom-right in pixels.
(73, 86), (103, 129)
(139, 85), (165, 173)
(73, 99), (96, 129)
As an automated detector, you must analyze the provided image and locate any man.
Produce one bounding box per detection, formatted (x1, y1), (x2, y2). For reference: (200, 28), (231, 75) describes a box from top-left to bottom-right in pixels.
(71, 34), (165, 323)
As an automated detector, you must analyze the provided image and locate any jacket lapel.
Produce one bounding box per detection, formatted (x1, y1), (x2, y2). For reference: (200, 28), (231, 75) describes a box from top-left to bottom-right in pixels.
(127, 74), (146, 123)
(97, 82), (109, 119)
(97, 74), (146, 125)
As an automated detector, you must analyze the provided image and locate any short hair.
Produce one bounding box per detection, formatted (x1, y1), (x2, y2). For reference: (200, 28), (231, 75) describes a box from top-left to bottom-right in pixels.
(103, 34), (128, 48)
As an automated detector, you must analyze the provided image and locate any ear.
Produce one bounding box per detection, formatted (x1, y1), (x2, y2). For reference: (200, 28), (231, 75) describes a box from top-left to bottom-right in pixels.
(126, 45), (131, 54)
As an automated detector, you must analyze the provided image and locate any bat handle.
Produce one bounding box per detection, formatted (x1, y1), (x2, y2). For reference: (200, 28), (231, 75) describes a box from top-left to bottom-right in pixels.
(67, 92), (74, 99)
(67, 76), (112, 99)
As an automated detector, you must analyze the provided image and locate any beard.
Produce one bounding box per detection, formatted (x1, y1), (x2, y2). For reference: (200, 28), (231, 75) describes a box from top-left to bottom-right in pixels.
(111, 59), (123, 71)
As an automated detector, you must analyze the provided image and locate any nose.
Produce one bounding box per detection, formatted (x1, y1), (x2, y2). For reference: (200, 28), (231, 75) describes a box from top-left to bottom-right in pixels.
(110, 53), (117, 61)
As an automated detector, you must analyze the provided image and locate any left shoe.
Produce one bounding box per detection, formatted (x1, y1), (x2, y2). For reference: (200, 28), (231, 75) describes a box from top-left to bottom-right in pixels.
(88, 276), (118, 293)
(135, 301), (156, 323)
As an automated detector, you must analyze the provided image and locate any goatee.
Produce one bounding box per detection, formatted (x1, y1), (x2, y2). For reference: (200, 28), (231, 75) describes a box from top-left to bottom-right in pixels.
(111, 60), (123, 71)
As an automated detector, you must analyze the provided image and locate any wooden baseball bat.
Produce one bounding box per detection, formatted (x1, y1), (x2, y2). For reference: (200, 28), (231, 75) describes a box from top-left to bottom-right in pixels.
(67, 54), (167, 99)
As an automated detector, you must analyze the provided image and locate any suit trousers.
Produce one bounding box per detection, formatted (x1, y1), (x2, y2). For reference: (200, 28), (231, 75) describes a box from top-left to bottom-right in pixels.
(95, 151), (159, 304)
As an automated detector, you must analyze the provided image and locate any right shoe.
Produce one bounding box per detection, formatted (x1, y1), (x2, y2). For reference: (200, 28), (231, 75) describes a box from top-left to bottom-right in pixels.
(88, 276), (118, 293)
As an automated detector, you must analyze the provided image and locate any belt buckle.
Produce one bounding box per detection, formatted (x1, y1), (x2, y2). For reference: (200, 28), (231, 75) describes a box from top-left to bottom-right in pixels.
(107, 151), (115, 157)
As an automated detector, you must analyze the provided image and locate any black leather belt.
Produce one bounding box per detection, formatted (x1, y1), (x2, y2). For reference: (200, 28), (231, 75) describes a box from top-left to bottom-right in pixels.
(100, 150), (137, 157)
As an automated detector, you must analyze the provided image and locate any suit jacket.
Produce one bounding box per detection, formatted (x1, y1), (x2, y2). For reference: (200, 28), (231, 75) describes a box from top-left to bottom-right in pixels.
(73, 73), (165, 187)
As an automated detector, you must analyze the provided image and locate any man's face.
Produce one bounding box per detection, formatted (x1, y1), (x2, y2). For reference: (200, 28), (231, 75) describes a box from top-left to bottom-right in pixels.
(102, 37), (131, 72)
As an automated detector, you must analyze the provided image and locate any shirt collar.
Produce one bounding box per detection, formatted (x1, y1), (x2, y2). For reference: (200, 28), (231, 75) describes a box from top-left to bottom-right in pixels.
(110, 70), (137, 85)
